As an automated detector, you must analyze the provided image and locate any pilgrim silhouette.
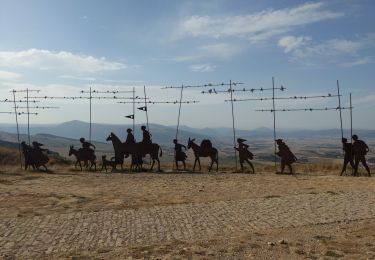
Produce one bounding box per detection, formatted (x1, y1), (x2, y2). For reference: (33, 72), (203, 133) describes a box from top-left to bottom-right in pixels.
(340, 138), (355, 176)
(173, 139), (187, 170)
(234, 138), (255, 173)
(352, 134), (371, 176)
(275, 139), (297, 174)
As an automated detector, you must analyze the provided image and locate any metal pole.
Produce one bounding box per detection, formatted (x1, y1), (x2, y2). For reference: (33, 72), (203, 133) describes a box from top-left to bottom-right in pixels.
(26, 88), (30, 145)
(89, 87), (92, 142)
(350, 93), (353, 175)
(176, 84), (184, 140)
(337, 80), (343, 139)
(12, 90), (23, 169)
(229, 80), (238, 171)
(144, 85), (149, 131)
(272, 77), (277, 173)
(132, 87), (135, 133)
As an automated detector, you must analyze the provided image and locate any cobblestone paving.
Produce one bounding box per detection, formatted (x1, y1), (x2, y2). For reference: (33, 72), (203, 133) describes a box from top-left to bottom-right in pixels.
(1, 191), (374, 258)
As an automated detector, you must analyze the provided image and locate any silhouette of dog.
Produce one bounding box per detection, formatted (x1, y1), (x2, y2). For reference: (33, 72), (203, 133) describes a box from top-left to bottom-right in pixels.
(101, 155), (117, 172)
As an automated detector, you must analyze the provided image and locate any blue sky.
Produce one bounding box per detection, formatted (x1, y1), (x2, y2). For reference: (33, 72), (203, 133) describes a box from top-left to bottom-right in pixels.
(0, 0), (374, 130)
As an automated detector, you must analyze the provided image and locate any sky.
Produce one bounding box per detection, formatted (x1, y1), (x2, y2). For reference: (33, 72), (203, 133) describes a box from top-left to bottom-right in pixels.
(0, 0), (374, 131)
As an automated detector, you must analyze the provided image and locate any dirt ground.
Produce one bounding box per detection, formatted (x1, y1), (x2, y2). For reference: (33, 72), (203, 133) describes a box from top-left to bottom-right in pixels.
(0, 165), (374, 259)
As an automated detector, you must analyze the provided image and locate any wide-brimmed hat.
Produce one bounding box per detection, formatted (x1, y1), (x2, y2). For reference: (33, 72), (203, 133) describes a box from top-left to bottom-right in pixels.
(237, 138), (246, 143)
(352, 134), (358, 139)
(126, 128), (132, 133)
(275, 139), (283, 143)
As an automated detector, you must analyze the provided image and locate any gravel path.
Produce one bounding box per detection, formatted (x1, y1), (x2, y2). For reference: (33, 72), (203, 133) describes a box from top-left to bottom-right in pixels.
(1, 190), (374, 258)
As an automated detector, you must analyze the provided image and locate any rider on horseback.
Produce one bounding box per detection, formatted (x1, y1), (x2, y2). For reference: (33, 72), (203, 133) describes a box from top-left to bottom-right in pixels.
(124, 128), (135, 158)
(80, 138), (96, 153)
(141, 126), (152, 145)
(141, 125), (152, 157)
(32, 141), (47, 152)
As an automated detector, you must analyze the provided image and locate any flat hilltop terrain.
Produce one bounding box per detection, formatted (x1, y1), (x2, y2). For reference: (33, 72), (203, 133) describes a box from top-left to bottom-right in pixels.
(0, 167), (374, 259)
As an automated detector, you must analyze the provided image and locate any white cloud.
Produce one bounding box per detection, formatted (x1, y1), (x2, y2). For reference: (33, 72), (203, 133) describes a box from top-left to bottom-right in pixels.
(189, 63), (216, 72)
(340, 57), (374, 68)
(280, 34), (375, 66)
(0, 49), (126, 73)
(278, 36), (310, 53)
(175, 2), (343, 42)
(0, 70), (21, 80)
(174, 43), (243, 62)
(352, 94), (375, 105)
(59, 75), (96, 81)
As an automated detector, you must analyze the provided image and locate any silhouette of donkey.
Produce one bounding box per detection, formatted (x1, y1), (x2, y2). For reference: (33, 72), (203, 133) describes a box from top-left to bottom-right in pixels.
(106, 132), (162, 171)
(187, 138), (218, 172)
(69, 145), (96, 171)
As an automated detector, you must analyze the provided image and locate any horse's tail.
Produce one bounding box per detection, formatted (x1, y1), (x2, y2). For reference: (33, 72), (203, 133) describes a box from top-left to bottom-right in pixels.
(159, 145), (163, 157)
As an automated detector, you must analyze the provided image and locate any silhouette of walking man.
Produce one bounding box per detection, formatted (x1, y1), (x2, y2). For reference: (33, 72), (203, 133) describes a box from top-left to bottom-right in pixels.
(352, 134), (371, 176)
(173, 139), (187, 170)
(234, 138), (255, 173)
(340, 138), (355, 176)
(275, 139), (297, 175)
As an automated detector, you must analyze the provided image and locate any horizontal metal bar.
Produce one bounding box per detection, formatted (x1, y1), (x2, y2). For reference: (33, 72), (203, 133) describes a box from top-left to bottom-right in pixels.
(25, 96), (143, 100)
(1, 99), (40, 103)
(225, 94), (340, 102)
(161, 82), (244, 89)
(255, 106), (353, 112)
(15, 106), (60, 109)
(10, 89), (40, 93)
(202, 86), (286, 94)
(118, 100), (199, 104)
(80, 90), (134, 94)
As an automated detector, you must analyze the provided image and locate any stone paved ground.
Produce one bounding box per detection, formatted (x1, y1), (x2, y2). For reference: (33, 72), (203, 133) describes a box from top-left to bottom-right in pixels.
(1, 191), (374, 258)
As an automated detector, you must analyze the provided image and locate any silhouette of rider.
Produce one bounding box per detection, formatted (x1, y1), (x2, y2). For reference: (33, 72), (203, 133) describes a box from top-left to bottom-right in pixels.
(173, 139), (187, 170)
(340, 138), (355, 176)
(80, 138), (96, 153)
(141, 125), (152, 145)
(276, 139), (297, 175)
(352, 134), (371, 176)
(125, 128), (135, 144)
(235, 138), (255, 173)
(124, 128), (135, 158)
(32, 141), (47, 152)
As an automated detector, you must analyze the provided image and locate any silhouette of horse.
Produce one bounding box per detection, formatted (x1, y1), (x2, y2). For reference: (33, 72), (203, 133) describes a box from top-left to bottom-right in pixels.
(187, 138), (218, 172)
(21, 141), (49, 171)
(106, 132), (163, 171)
(69, 145), (96, 171)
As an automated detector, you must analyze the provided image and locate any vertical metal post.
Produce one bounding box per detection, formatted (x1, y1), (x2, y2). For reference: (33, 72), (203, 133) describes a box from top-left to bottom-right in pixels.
(144, 86), (149, 131)
(132, 87), (135, 133)
(12, 90), (23, 169)
(350, 93), (353, 175)
(26, 88), (30, 145)
(229, 80), (238, 171)
(272, 77), (277, 173)
(89, 87), (92, 142)
(337, 80), (343, 139)
(176, 84), (184, 140)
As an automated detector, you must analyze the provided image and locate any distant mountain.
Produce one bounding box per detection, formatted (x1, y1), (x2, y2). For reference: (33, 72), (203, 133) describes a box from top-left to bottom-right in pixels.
(0, 120), (374, 148)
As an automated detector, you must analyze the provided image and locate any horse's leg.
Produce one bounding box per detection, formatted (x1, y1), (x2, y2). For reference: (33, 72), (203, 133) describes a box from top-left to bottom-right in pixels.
(209, 157), (214, 172)
(198, 157), (201, 171)
(150, 158), (155, 171)
(156, 157), (161, 172)
(193, 158), (197, 171)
